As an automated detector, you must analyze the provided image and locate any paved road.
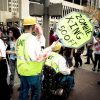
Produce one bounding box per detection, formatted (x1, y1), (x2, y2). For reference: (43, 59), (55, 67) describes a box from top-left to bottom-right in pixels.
(12, 51), (100, 100)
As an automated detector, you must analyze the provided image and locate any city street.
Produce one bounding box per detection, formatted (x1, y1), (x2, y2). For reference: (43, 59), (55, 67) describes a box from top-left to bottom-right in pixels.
(12, 52), (100, 100)
(0, 0), (100, 100)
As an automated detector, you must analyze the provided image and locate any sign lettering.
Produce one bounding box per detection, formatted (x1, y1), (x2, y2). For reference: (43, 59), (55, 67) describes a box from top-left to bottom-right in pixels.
(56, 12), (94, 48)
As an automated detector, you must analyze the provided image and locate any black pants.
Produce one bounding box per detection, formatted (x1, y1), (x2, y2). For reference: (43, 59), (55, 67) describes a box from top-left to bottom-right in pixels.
(74, 53), (82, 68)
(94, 54), (100, 70)
(86, 54), (94, 64)
(0, 59), (10, 100)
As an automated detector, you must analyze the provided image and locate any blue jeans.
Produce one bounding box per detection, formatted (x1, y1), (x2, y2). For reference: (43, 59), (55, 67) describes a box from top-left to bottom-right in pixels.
(59, 75), (75, 91)
(19, 75), (41, 100)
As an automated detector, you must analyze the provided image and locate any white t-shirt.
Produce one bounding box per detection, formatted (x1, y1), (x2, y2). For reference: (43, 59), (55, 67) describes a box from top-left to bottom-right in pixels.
(24, 33), (52, 61)
(52, 54), (71, 75)
(35, 34), (45, 47)
(0, 39), (6, 57)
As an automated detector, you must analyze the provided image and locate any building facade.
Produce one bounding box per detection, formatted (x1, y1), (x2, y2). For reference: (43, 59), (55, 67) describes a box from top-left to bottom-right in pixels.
(0, 0), (19, 26)
(0, 0), (100, 26)
(64, 0), (100, 8)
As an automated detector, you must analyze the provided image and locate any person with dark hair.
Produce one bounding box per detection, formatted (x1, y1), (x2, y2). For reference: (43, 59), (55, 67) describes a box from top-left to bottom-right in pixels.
(49, 28), (57, 45)
(74, 46), (84, 68)
(84, 43), (94, 64)
(2, 25), (9, 37)
(92, 37), (100, 71)
(8, 27), (21, 39)
(6, 27), (20, 95)
(0, 29), (3, 38)
(64, 47), (73, 67)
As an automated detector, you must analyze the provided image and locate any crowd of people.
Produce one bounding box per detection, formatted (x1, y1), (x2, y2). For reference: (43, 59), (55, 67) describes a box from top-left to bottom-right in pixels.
(49, 26), (100, 86)
(0, 16), (100, 100)
(49, 27), (100, 71)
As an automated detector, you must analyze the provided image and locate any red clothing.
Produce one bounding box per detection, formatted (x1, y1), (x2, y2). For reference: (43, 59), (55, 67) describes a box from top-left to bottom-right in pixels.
(49, 35), (57, 45)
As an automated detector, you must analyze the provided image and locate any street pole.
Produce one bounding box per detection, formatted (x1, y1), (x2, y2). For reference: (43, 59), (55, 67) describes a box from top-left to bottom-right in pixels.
(43, 0), (50, 47)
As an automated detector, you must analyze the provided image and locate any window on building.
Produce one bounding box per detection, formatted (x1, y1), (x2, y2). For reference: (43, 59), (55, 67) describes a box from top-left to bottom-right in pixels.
(64, 0), (73, 2)
(17, 8), (18, 12)
(9, 8), (11, 12)
(8, 3), (11, 6)
(74, 0), (80, 5)
(8, 0), (11, 2)
(82, 0), (87, 6)
(13, 8), (15, 11)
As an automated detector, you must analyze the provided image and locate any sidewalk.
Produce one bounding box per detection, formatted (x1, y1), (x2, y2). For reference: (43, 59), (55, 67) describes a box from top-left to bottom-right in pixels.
(80, 51), (100, 74)
(12, 50), (100, 100)
(13, 50), (100, 86)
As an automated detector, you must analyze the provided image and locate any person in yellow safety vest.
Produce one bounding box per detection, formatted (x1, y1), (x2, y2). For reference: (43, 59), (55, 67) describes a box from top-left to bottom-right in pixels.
(15, 16), (58, 100)
(44, 42), (75, 92)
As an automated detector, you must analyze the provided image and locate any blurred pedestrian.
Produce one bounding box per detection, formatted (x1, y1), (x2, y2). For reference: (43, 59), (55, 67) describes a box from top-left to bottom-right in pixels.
(0, 29), (3, 38)
(0, 38), (11, 100)
(49, 28), (57, 45)
(84, 43), (94, 64)
(6, 27), (20, 94)
(74, 46), (84, 68)
(64, 47), (73, 67)
(92, 37), (100, 71)
(2, 25), (9, 37)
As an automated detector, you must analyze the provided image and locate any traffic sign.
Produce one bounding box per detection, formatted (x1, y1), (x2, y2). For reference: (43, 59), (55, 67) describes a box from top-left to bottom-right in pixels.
(56, 12), (94, 48)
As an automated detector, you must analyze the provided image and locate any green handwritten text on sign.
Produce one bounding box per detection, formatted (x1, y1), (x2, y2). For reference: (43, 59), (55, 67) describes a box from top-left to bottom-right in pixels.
(56, 12), (94, 48)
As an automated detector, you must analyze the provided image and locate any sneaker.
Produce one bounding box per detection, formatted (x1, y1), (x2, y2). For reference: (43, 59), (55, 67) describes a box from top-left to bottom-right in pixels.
(97, 69), (100, 72)
(92, 68), (95, 71)
(97, 81), (100, 85)
(85, 62), (90, 64)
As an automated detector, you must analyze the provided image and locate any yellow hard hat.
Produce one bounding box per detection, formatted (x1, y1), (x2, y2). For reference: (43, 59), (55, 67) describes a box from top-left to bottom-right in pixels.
(52, 42), (62, 52)
(23, 16), (36, 26)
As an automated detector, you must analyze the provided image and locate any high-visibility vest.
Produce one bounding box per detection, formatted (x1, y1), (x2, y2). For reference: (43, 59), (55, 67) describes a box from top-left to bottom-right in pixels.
(45, 52), (61, 73)
(16, 34), (44, 76)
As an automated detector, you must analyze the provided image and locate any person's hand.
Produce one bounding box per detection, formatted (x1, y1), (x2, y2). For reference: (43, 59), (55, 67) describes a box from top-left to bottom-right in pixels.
(50, 39), (61, 50)
(6, 50), (16, 54)
(36, 54), (48, 62)
(50, 42), (57, 49)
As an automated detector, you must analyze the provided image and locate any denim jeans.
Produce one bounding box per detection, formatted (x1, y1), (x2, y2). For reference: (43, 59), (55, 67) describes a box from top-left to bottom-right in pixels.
(59, 75), (75, 92)
(19, 75), (41, 100)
